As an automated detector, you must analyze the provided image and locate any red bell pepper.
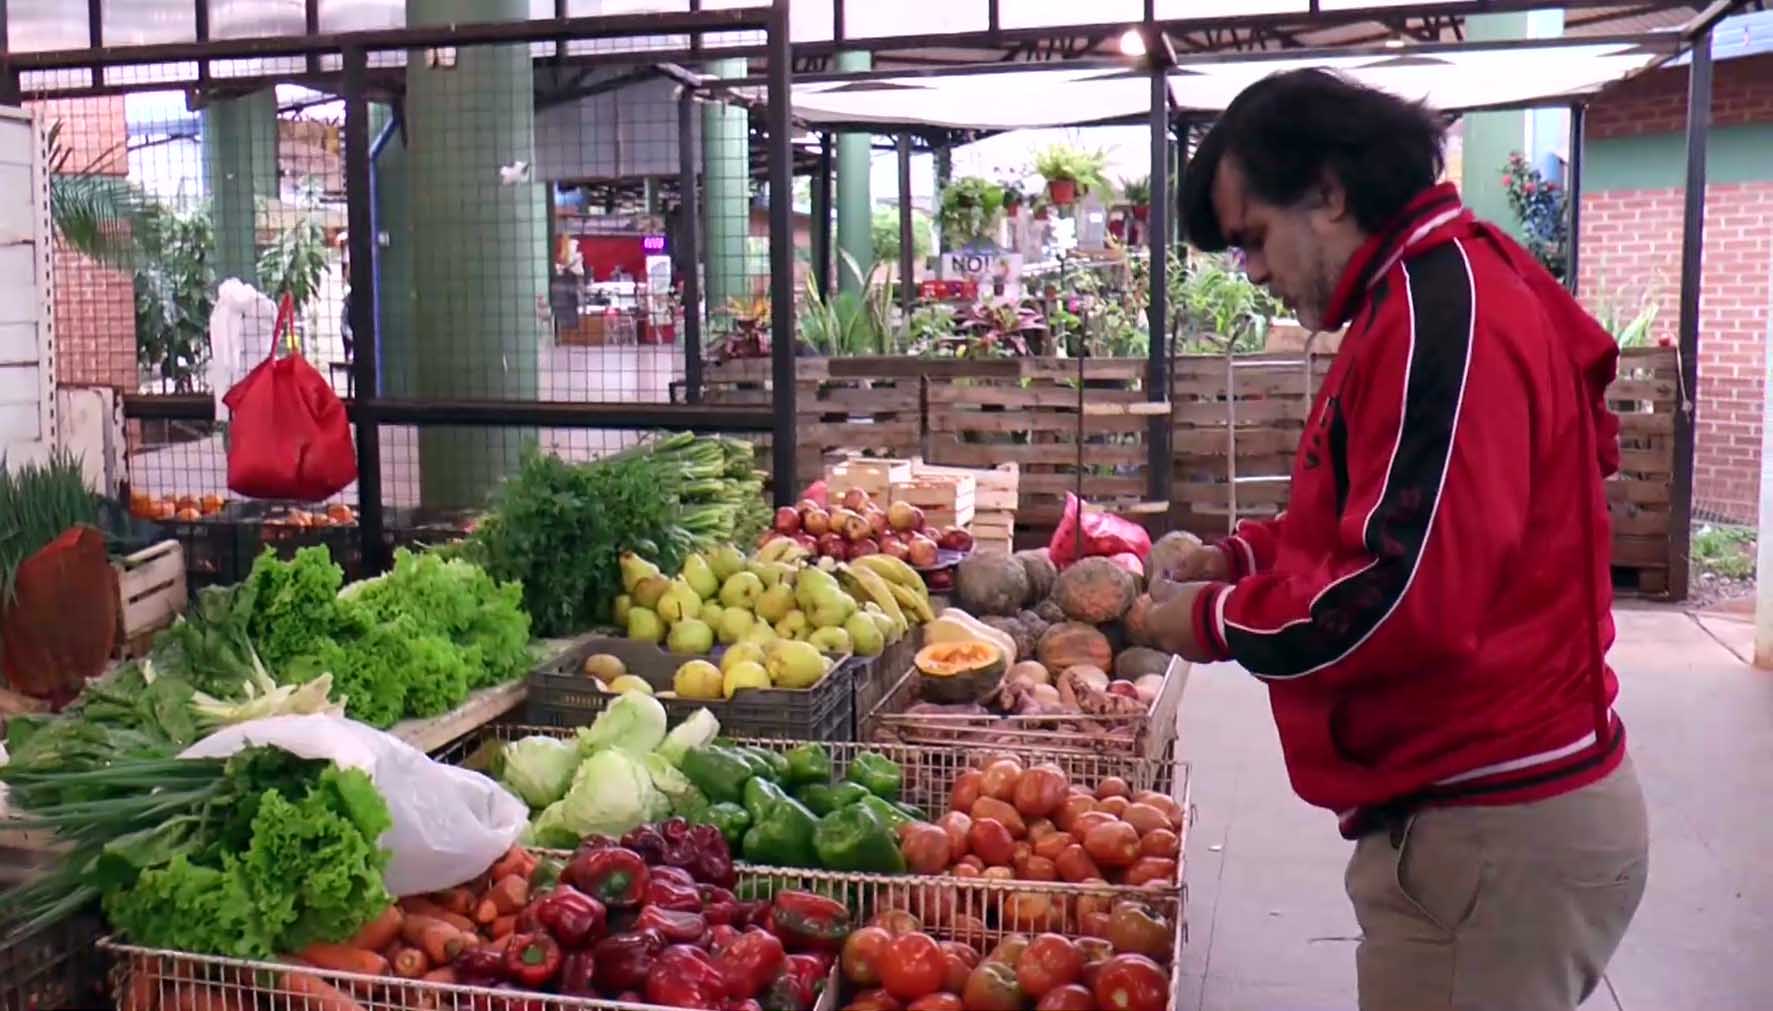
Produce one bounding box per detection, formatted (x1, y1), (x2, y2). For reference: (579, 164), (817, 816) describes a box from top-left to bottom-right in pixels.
(567, 846), (651, 909)
(652, 865), (698, 888)
(593, 928), (666, 993)
(646, 944), (730, 1009)
(647, 875), (705, 913)
(688, 824), (736, 887)
(453, 947), (508, 987)
(558, 950), (598, 999)
(707, 924), (741, 955)
(534, 885), (608, 949)
(769, 891), (851, 953)
(636, 906), (709, 945)
(621, 823), (669, 866)
(728, 1001), (763, 1011)
(716, 929), (786, 1002)
(503, 933), (563, 989)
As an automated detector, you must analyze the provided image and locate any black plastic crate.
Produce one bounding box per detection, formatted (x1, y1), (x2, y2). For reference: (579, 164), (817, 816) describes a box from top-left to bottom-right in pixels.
(528, 635), (862, 742)
(856, 626), (923, 740)
(0, 913), (103, 1011)
(234, 502), (368, 581)
(143, 512), (245, 589)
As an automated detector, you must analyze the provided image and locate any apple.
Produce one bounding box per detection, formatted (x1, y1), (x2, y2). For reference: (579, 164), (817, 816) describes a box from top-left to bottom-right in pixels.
(802, 508), (832, 536)
(758, 530), (784, 549)
(925, 568), (954, 592)
(851, 538), (879, 558)
(880, 537), (911, 560)
(774, 506), (802, 535)
(939, 526), (974, 552)
(842, 511), (873, 543)
(867, 509), (889, 539)
(907, 535), (939, 568)
(887, 501), (922, 532)
(794, 533), (819, 553)
(841, 487), (871, 513)
(818, 533), (849, 561)
(796, 498), (821, 514)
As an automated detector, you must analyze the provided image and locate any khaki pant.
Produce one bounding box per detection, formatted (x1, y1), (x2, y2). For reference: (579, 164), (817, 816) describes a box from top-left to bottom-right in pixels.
(1345, 756), (1649, 1011)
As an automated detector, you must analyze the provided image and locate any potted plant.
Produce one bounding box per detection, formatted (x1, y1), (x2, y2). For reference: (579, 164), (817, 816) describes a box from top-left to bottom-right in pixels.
(1000, 180), (1025, 218)
(938, 176), (1005, 249)
(1033, 144), (1109, 207)
(1121, 175), (1152, 223)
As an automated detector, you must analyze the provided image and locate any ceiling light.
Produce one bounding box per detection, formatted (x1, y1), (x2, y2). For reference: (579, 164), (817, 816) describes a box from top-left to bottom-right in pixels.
(1120, 29), (1147, 57)
(1383, 35), (1407, 49)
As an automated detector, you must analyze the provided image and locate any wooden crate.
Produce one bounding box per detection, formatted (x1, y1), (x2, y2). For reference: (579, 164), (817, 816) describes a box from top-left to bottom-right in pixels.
(971, 508), (1015, 554)
(891, 473), (976, 528)
(113, 539), (187, 658)
(826, 456), (914, 509)
(910, 460), (1019, 511)
(1605, 346), (1678, 596)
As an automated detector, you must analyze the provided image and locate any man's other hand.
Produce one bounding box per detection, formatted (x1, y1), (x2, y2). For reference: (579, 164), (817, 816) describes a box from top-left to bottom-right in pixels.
(1148, 581), (1225, 663)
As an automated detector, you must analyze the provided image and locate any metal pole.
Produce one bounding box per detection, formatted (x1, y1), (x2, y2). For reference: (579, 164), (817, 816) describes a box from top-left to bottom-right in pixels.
(343, 47), (387, 575)
(813, 132), (833, 298)
(898, 132), (915, 352)
(1566, 102), (1585, 295)
(1669, 30), (1711, 602)
(1146, 62), (1172, 507)
(679, 91), (704, 404)
(767, 0), (797, 506)
(1756, 250), (1772, 668)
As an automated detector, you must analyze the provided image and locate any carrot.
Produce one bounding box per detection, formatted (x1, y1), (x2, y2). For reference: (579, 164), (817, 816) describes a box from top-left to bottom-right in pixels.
(489, 915), (517, 939)
(177, 984), (249, 1011)
(121, 967), (159, 1011)
(348, 905), (404, 952)
(474, 898), (499, 925)
(420, 968), (457, 985)
(489, 846), (536, 883)
(282, 971), (368, 1011)
(488, 874), (530, 915)
(401, 915), (468, 966)
(399, 897), (477, 934)
(410, 968), (458, 1011)
(434, 887), (475, 917)
(296, 943), (390, 978)
(388, 945), (430, 980)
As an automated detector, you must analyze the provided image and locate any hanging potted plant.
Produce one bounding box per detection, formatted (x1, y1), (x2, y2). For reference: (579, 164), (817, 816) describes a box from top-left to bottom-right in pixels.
(938, 176), (1005, 249)
(1121, 175), (1152, 223)
(1033, 144), (1108, 208)
(1000, 180), (1025, 219)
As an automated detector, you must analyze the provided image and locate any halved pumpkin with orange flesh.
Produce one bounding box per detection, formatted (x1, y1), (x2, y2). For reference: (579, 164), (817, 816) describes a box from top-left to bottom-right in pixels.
(915, 640), (1006, 704)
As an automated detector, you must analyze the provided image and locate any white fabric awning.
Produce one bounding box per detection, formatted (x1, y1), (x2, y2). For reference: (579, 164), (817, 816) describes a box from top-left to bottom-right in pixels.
(789, 67), (1153, 130)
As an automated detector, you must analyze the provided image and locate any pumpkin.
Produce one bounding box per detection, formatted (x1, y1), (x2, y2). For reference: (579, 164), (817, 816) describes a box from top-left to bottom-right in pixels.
(1014, 549), (1059, 604)
(956, 552), (1031, 617)
(915, 640), (1007, 704)
(1114, 647), (1172, 680)
(1035, 622), (1113, 674)
(1033, 599), (1067, 625)
(1053, 557), (1139, 623)
(1123, 594), (1156, 647)
(982, 615), (1035, 663)
(1146, 531), (1204, 584)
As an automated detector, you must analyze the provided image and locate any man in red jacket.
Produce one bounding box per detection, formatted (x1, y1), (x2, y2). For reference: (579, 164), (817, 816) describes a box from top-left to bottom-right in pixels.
(1156, 70), (1648, 1011)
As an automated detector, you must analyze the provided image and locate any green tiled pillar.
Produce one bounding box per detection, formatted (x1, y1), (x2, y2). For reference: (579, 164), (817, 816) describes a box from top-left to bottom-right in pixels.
(203, 89), (277, 286)
(1458, 14), (1530, 236)
(703, 58), (750, 313)
(835, 51), (874, 294)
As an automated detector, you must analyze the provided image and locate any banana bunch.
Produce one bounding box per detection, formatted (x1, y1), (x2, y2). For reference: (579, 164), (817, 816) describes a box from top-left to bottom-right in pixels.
(837, 554), (936, 641)
(754, 536), (814, 566)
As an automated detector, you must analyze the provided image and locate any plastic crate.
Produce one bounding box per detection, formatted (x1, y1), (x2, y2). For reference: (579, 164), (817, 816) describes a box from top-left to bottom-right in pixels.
(856, 626), (923, 739)
(235, 502), (367, 581)
(145, 512), (244, 589)
(527, 635), (861, 742)
(0, 912), (104, 1011)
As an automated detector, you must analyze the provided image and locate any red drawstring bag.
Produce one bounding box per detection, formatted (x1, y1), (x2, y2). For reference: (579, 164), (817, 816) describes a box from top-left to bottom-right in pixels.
(223, 293), (358, 501)
(1048, 493), (1153, 569)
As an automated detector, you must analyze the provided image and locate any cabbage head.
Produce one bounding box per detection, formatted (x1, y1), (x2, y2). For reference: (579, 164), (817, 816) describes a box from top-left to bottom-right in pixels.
(577, 692), (667, 756)
(499, 735), (581, 808)
(531, 749), (660, 845)
(656, 709), (720, 767)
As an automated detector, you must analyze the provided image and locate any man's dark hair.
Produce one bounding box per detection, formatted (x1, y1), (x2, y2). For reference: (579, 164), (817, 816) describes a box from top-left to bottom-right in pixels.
(1181, 69), (1447, 252)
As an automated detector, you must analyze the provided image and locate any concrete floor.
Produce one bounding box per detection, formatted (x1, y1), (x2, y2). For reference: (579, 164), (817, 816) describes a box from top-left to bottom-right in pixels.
(1176, 604), (1773, 1011)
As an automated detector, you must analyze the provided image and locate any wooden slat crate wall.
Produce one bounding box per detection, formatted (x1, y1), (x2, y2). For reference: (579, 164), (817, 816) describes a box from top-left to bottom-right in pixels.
(1605, 347), (1678, 596)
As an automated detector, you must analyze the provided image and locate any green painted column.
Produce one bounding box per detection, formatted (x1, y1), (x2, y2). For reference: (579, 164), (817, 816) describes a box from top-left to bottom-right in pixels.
(406, 0), (545, 507)
(371, 103), (416, 397)
(703, 59), (751, 313)
(203, 90), (277, 286)
(835, 51), (873, 294)
(1458, 14), (1530, 236)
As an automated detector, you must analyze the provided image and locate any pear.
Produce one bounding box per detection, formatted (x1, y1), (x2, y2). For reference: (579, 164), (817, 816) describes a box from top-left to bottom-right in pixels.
(667, 618), (716, 655)
(867, 608), (899, 645)
(673, 659), (724, 700)
(720, 571), (766, 610)
(809, 626), (852, 656)
(658, 578), (702, 624)
(613, 594), (633, 626)
(700, 602), (726, 627)
(718, 608), (756, 645)
(607, 674), (654, 695)
(738, 624), (778, 649)
(632, 575), (671, 610)
(795, 567), (842, 613)
(749, 560), (795, 590)
(755, 583), (796, 624)
(627, 607), (665, 644)
(721, 641), (767, 673)
(710, 544), (747, 583)
(807, 588), (856, 630)
(845, 613), (884, 657)
(722, 660), (772, 698)
(774, 609), (809, 641)
(682, 553), (720, 600)
(582, 653), (627, 682)
(620, 552), (662, 594)
(767, 639), (827, 689)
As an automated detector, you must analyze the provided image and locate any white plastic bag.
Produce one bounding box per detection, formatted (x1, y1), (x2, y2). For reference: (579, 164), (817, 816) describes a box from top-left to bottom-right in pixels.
(207, 280), (279, 424)
(181, 714), (529, 896)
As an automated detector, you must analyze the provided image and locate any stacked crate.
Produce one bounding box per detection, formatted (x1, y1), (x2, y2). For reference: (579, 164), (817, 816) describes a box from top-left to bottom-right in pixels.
(910, 461), (1019, 553)
(889, 472), (975, 529)
(824, 457), (913, 510)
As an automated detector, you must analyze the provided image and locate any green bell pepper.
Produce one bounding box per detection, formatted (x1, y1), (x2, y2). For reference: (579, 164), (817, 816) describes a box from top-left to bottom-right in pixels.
(744, 776), (791, 823)
(895, 801), (928, 822)
(692, 802), (753, 850)
(783, 743), (833, 786)
(857, 794), (916, 834)
(528, 855), (565, 892)
(796, 781), (871, 816)
(845, 752), (903, 801)
(740, 746), (789, 782)
(680, 745), (755, 806)
(813, 802), (907, 873)
(741, 789), (820, 868)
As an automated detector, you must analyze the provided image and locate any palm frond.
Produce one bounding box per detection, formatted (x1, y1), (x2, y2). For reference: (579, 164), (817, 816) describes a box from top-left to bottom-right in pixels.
(48, 172), (160, 270)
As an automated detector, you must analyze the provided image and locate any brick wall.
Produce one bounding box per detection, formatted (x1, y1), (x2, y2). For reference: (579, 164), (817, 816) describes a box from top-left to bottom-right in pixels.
(1580, 56), (1773, 523)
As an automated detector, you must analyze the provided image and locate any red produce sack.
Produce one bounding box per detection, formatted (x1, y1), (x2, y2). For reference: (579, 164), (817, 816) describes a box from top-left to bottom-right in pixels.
(222, 293), (357, 501)
(1048, 493), (1153, 568)
(1, 526), (118, 709)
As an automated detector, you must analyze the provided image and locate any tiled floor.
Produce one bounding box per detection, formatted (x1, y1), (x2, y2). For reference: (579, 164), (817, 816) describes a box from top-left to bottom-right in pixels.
(1176, 604), (1773, 1011)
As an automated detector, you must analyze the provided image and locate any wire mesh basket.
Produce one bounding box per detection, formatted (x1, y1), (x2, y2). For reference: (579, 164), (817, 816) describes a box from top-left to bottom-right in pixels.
(1, 911), (105, 1011)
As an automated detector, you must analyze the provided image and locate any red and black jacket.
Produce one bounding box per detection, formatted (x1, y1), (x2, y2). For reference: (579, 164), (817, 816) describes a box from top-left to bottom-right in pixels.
(1189, 183), (1626, 836)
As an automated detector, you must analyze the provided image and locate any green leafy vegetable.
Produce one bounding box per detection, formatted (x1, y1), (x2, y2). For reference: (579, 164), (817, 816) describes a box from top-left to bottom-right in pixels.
(531, 749), (660, 845)
(500, 736), (581, 809)
(577, 692), (667, 756)
(656, 708), (720, 767)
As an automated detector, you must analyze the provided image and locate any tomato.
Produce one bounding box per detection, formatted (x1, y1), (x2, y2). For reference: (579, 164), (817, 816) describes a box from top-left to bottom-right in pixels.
(907, 995), (964, 1011)
(844, 926), (895, 986)
(937, 812), (974, 863)
(873, 909), (925, 936)
(1031, 831), (1072, 861)
(941, 941), (981, 968)
(954, 859), (984, 877)
(1015, 933), (1083, 1000)
(1105, 901), (1171, 960)
(1132, 792), (1182, 829)
(1083, 821), (1141, 869)
(986, 934), (1030, 966)
(1002, 890), (1055, 933)
(979, 759), (1025, 802)
(909, 880), (958, 928)
(1122, 857), (1178, 888)
(847, 990), (904, 1011)
(941, 947), (976, 993)
(1068, 811), (1115, 839)
(949, 915), (989, 948)
(961, 960), (1024, 1011)
(1026, 818), (1056, 842)
(1035, 985), (1095, 1011)
(982, 866), (1015, 882)
(1138, 829), (1179, 859)
(1054, 844), (1102, 883)
(1022, 855), (1058, 881)
(1096, 795), (1129, 819)
(1011, 766), (1068, 819)
(970, 797), (1028, 838)
(1011, 843), (1033, 876)
(951, 770), (984, 812)
(968, 818), (1018, 867)
(1075, 937), (1115, 967)
(902, 823), (955, 875)
(1119, 803), (1170, 837)
(1093, 954), (1168, 1011)
(881, 932), (947, 1002)
(1094, 777), (1130, 801)
(1053, 795), (1096, 833)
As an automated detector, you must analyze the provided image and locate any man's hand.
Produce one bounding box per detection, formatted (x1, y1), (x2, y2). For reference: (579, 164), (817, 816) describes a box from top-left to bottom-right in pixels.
(1147, 581), (1228, 663)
